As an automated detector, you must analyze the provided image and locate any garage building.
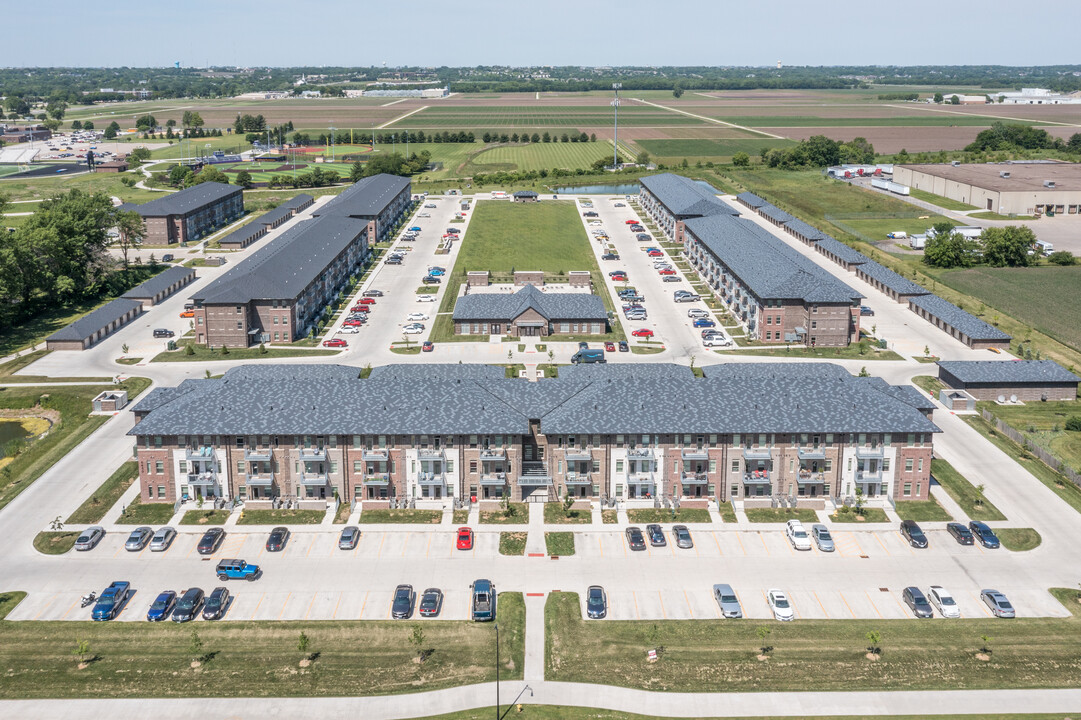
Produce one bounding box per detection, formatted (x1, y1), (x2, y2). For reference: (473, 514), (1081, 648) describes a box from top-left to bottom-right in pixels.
(45, 298), (144, 351)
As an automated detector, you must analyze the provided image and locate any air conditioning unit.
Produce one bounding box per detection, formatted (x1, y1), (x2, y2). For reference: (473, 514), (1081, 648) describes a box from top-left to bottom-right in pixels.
(1044, 180), (1056, 188)
(1000, 171), (1011, 179)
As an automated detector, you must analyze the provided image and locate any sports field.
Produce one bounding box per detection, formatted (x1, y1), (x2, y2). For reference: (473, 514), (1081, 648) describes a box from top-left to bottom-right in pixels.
(215, 160), (356, 183)
(464, 143), (614, 173)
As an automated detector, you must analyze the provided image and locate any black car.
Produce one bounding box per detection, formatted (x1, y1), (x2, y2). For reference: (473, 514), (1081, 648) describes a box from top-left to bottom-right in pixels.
(969, 521), (1001, 549)
(645, 524), (666, 547)
(202, 587), (230, 620)
(197, 528), (225, 555)
(601, 253), (620, 260)
(946, 522), (974, 545)
(902, 586), (933, 618)
(618, 341), (629, 352)
(625, 526), (646, 551)
(152, 328), (174, 338)
(171, 588), (204, 623)
(422, 275), (441, 284)
(392, 584), (415, 619)
(900, 520), (928, 548)
(636, 233), (651, 241)
(362, 290), (384, 297)
(586, 585), (607, 619)
(266, 526), (290, 552)
(418, 588), (443, 617)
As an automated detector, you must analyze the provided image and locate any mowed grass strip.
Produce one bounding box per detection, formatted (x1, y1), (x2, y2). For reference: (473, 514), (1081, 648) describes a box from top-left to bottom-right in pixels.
(636, 138), (795, 160)
(932, 458), (1006, 521)
(0, 592), (524, 699)
(545, 590), (1081, 692)
(66, 461), (139, 525)
(466, 143), (614, 174)
(116, 496), (176, 525)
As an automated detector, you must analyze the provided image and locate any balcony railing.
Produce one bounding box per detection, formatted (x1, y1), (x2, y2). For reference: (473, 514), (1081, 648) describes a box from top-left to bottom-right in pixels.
(564, 447), (592, 461)
(364, 474), (390, 485)
(300, 447), (327, 461)
(186, 446), (215, 461)
(797, 447), (827, 460)
(856, 469), (883, 481)
(300, 471), (329, 486)
(479, 472), (508, 486)
(246, 472), (275, 487)
(627, 447), (654, 459)
(626, 470), (655, 488)
(798, 470), (825, 483)
(680, 471), (709, 484)
(479, 447), (506, 461)
(565, 472), (593, 485)
(418, 448), (446, 461)
(742, 447), (773, 460)
(681, 448), (708, 461)
(187, 471), (218, 487)
(245, 448), (272, 462)
(855, 446), (884, 459)
(419, 472), (447, 485)
(743, 470), (772, 485)
(361, 449), (389, 461)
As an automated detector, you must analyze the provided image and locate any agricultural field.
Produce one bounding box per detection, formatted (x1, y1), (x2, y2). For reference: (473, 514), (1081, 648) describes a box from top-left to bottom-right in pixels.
(635, 137), (795, 162)
(386, 105), (701, 129)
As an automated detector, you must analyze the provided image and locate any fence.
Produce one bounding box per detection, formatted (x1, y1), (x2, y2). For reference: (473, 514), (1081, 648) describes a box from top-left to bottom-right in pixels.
(980, 409), (1081, 486)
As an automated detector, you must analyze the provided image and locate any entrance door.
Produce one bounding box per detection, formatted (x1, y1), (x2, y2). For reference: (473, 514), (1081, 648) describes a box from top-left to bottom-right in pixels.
(987, 198), (993, 211)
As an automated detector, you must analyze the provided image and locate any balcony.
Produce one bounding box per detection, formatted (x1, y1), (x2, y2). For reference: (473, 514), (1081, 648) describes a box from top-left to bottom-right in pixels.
(856, 469), (883, 482)
(479, 472), (508, 486)
(364, 474), (391, 486)
(186, 446), (215, 461)
(419, 472), (447, 485)
(245, 448), (272, 462)
(479, 447), (506, 461)
(856, 446), (885, 459)
(680, 471), (709, 485)
(187, 471), (218, 488)
(246, 472), (275, 487)
(743, 470), (772, 485)
(797, 470), (825, 483)
(797, 447), (827, 460)
(300, 447), (327, 461)
(565, 472), (593, 485)
(627, 447), (654, 459)
(742, 447), (773, 461)
(519, 461), (552, 486)
(418, 448), (445, 461)
(681, 448), (708, 461)
(300, 471), (329, 486)
(362, 449), (389, 461)
(564, 447), (592, 462)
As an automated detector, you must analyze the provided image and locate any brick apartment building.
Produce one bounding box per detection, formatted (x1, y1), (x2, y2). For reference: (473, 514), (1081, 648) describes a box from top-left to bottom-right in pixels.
(311, 173), (412, 244)
(128, 362), (938, 509)
(119, 182), (244, 246)
(638, 173), (739, 243)
(190, 174), (411, 347)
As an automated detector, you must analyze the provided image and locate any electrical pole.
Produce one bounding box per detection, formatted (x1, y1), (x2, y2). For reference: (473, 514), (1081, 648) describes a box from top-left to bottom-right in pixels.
(495, 623), (500, 720)
(612, 83), (621, 170)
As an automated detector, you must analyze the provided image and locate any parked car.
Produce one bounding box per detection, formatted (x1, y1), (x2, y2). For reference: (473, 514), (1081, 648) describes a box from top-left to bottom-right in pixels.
(928, 585), (961, 618)
(323, 338), (348, 348)
(636, 233), (651, 241)
(586, 585), (607, 619)
(152, 328), (175, 338)
(422, 275), (441, 284)
(631, 329), (654, 338)
(161, 254), (174, 262)
(602, 253), (619, 260)
(427, 268), (445, 277)
(693, 318), (716, 328)
(179, 310), (194, 318)
(422, 341), (434, 352)
(673, 525), (693, 549)
(658, 269), (676, 276)
(785, 520), (812, 550)
(122, 526), (152, 552)
(402, 325), (425, 335)
(146, 591), (177, 622)
(712, 583), (744, 618)
(604, 341), (616, 352)
(767, 589), (795, 621)
(215, 558), (261, 581)
(202, 587), (230, 620)
(338, 326), (360, 335)
(266, 526), (290, 552)
(811, 524), (834, 552)
(702, 335), (731, 348)
(673, 292), (700, 302)
(406, 312), (429, 322)
(362, 290), (384, 297)
(419, 588), (444, 617)
(471, 579), (497, 621)
(392, 584), (415, 619)
(625, 526), (646, 551)
(92, 581), (130, 621)
(171, 587), (204, 623)
(946, 522), (975, 545)
(981, 589), (1015, 618)
(645, 524), (666, 547)
(416, 294), (437, 302)
(900, 520), (928, 548)
(74, 526), (105, 551)
(457, 526), (474, 550)
(618, 340), (629, 352)
(969, 521), (1000, 549)
(688, 309), (709, 319)
(860, 305), (875, 316)
(902, 586), (934, 618)
(149, 526), (176, 552)
(358, 297), (376, 305)
(663, 275), (682, 283)
(338, 526), (361, 550)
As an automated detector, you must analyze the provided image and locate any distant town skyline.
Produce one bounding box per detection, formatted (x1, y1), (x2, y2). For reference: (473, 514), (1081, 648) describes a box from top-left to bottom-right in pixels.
(6, 0), (1080, 68)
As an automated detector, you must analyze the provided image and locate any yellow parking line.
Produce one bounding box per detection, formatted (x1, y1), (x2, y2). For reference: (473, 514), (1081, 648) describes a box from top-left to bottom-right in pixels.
(736, 533), (746, 555)
(113, 544), (125, 558)
(813, 591), (828, 618)
(892, 593), (907, 613)
(866, 591), (883, 618)
(306, 537), (316, 558)
(683, 589), (694, 618)
(874, 534), (890, 555)
(402, 533), (410, 558)
(33, 595), (57, 620)
(839, 592), (856, 618)
(971, 591), (994, 617)
(333, 592), (342, 619)
(713, 532), (723, 556)
(304, 594), (317, 620)
(760, 533), (770, 555)
(359, 590), (369, 619)
(61, 598), (79, 620)
(632, 591), (640, 619)
(658, 593), (667, 619)
(377, 533), (386, 558)
(250, 592), (265, 620)
(277, 592), (292, 620)
(425, 535), (431, 558)
(598, 535), (603, 557)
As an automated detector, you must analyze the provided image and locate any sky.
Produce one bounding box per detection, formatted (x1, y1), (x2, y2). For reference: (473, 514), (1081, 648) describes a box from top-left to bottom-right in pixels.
(6, 0), (1081, 68)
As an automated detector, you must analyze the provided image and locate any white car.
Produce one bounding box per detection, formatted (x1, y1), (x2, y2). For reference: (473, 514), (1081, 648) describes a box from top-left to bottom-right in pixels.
(589, 221), (603, 227)
(702, 335), (731, 348)
(402, 324), (425, 334)
(785, 519), (812, 551)
(338, 326), (360, 335)
(767, 589), (795, 621)
(418, 212), (430, 218)
(688, 309), (710, 319)
(928, 585), (961, 618)
(416, 295), (437, 303)
(406, 313), (429, 322)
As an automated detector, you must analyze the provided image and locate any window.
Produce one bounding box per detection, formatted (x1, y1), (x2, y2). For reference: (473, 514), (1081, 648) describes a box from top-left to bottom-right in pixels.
(469, 460), (477, 473)
(155, 460), (164, 474)
(811, 321), (817, 329)
(812, 305), (818, 314)
(236, 460), (244, 474)
(825, 459), (832, 472)
(236, 306), (242, 314)
(273, 316), (279, 325)
(615, 459), (624, 473)
(916, 482), (922, 496)
(592, 459), (600, 472)
(157, 485), (166, 498)
(236, 321), (242, 330)
(731, 460), (739, 473)
(918, 458), (923, 472)
(730, 484), (739, 497)
(766, 316), (772, 325)
(882, 458), (890, 472)
(446, 460), (454, 473)
(903, 482), (912, 497)
(353, 461), (362, 474)
(179, 461), (187, 473)
(905, 458), (914, 472)
(330, 461), (338, 474)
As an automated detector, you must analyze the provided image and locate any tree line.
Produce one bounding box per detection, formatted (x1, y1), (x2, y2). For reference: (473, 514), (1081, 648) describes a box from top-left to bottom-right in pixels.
(923, 223), (1075, 269)
(965, 122), (1081, 154)
(758, 135), (876, 169)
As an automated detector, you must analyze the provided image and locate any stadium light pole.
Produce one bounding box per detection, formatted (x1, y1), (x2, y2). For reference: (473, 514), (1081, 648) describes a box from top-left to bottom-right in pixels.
(612, 83), (621, 169)
(329, 127), (336, 161)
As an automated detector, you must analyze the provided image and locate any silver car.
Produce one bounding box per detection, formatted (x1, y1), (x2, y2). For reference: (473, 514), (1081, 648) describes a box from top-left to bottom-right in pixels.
(811, 524), (835, 552)
(672, 525), (693, 549)
(74, 526), (105, 551)
(712, 583), (743, 618)
(149, 526), (176, 552)
(124, 526), (153, 552)
(338, 526), (361, 550)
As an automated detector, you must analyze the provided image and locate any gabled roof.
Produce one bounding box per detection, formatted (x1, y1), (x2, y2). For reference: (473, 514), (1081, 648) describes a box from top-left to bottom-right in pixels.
(758, 204), (795, 225)
(937, 360), (1079, 385)
(313, 174), (410, 219)
(784, 218), (828, 241)
(369, 363), (505, 381)
(816, 235), (870, 266)
(46, 298), (143, 342)
(122, 266), (195, 300)
(216, 221), (265, 247)
(855, 260), (929, 297)
(736, 192), (767, 208)
(908, 295), (1011, 341)
(125, 182), (239, 218)
(452, 285), (607, 322)
(558, 363), (693, 381)
(639, 173), (739, 218)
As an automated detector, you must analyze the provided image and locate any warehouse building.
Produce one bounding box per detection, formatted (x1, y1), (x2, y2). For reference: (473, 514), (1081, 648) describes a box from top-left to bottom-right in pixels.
(937, 360), (1079, 402)
(854, 261), (929, 303)
(217, 194), (314, 250)
(119, 182), (244, 245)
(893, 161), (1081, 216)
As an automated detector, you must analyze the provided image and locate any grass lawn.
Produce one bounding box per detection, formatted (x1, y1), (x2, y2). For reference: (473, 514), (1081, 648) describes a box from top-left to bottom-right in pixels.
(980, 400), (1081, 475)
(931, 457), (1006, 521)
(968, 211), (1035, 221)
(116, 496), (176, 525)
(499, 531), (528, 556)
(179, 509), (229, 525)
(726, 344), (902, 361)
(237, 509), (325, 525)
(895, 497), (953, 522)
(544, 589), (1081, 693)
(452, 509), (469, 524)
(908, 188), (979, 211)
(359, 509), (442, 524)
(479, 502), (528, 524)
(464, 142), (615, 174)
(626, 508), (712, 524)
(911, 375), (946, 397)
(743, 507), (818, 523)
(545, 531), (575, 556)
(152, 341), (339, 362)
(389, 345), (422, 355)
(543, 503), (591, 524)
(636, 138), (795, 162)
(717, 502), (737, 523)
(998, 528), (1042, 552)
(225, 710), (1081, 720)
(0, 591), (524, 699)
(429, 200), (619, 343)
(333, 502), (351, 524)
(601, 510), (618, 524)
(829, 507), (890, 523)
(66, 461), (139, 525)
(416, 285), (439, 294)
(32, 531), (79, 555)
(630, 345), (665, 355)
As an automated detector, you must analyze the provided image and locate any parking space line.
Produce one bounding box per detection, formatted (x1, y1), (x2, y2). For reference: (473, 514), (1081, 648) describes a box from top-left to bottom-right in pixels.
(736, 533), (746, 555)
(304, 594), (317, 620)
(866, 591), (883, 618)
(874, 534), (890, 555)
(971, 591), (994, 617)
(712, 532), (723, 556)
(250, 592), (265, 620)
(333, 592), (342, 619)
(113, 544), (125, 558)
(759, 533), (769, 555)
(33, 595), (57, 621)
(632, 591), (640, 619)
(61, 598), (80, 620)
(896, 532), (916, 555)
(813, 592), (828, 617)
(377, 533), (386, 558)
(306, 538), (316, 558)
(658, 591), (667, 619)
(277, 592), (291, 620)
(426, 535), (431, 558)
(597, 535), (603, 557)
(839, 592), (856, 618)
(359, 590), (369, 619)
(892, 593), (907, 613)
(683, 589), (694, 618)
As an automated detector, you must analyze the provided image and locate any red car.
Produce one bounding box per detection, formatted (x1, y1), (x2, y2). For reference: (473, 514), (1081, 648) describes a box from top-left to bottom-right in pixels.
(352, 305), (371, 313)
(611, 274), (627, 282)
(647, 250), (663, 257)
(605, 341), (615, 352)
(631, 329), (654, 338)
(658, 269), (676, 276)
(323, 338), (348, 348)
(343, 319), (364, 326)
(358, 297), (376, 305)
(456, 527), (474, 550)
(422, 341), (434, 352)
(625, 219), (640, 225)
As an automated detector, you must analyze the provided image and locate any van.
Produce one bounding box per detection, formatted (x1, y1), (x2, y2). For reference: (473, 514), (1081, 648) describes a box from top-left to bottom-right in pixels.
(571, 349), (606, 364)
(153, 328), (175, 338)
(1036, 240), (1054, 256)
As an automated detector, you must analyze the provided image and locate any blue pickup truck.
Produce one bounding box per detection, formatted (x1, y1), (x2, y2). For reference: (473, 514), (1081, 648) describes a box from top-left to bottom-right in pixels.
(215, 559), (261, 581)
(470, 579), (496, 622)
(92, 581), (131, 621)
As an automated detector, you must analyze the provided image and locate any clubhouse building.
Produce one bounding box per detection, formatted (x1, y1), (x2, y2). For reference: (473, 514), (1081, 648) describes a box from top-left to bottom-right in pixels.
(452, 285), (608, 337)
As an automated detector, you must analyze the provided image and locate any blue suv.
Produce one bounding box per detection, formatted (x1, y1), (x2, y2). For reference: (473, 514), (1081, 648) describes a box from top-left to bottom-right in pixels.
(92, 581), (130, 621)
(693, 318), (716, 328)
(216, 558), (261, 581)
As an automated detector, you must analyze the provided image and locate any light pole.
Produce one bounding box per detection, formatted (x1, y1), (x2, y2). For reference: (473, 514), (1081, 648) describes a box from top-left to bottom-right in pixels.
(612, 83), (621, 169)
(495, 623), (500, 720)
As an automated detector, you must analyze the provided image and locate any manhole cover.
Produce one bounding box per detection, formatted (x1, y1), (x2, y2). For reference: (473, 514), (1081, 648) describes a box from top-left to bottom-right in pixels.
(879, 587), (890, 592)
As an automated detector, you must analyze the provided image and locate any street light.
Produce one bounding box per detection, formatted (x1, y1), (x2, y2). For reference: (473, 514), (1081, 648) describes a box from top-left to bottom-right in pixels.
(612, 83), (622, 169)
(495, 622), (500, 720)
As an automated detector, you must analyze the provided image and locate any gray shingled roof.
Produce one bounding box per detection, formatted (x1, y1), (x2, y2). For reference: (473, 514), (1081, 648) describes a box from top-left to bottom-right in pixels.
(908, 294), (1011, 341)
(314, 174), (410, 218)
(816, 236), (870, 266)
(46, 298), (143, 342)
(684, 214), (862, 304)
(784, 218), (827, 241)
(283, 194), (314, 210)
(369, 364), (505, 381)
(452, 285), (607, 322)
(700, 362), (850, 380)
(122, 266), (195, 300)
(736, 192), (767, 208)
(937, 360), (1079, 385)
(558, 363), (694, 381)
(856, 261), (928, 297)
(126, 182), (239, 217)
(192, 215), (367, 304)
(758, 204), (795, 225)
(217, 221), (266, 247)
(639, 174), (740, 218)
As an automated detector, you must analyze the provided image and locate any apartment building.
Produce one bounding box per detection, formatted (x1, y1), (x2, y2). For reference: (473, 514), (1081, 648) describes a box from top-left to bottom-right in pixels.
(638, 173), (739, 242)
(311, 173), (412, 244)
(129, 362), (938, 509)
(683, 213), (862, 347)
(119, 182), (244, 246)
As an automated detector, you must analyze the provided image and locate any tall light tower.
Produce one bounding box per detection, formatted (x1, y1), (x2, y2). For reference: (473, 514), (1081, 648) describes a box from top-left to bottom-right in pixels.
(611, 83), (622, 169)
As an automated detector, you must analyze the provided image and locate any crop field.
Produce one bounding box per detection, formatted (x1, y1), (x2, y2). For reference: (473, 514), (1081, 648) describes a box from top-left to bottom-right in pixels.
(386, 106), (701, 129)
(634, 137), (796, 161)
(465, 142), (614, 173)
(938, 266), (1081, 353)
(69, 98), (409, 129)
